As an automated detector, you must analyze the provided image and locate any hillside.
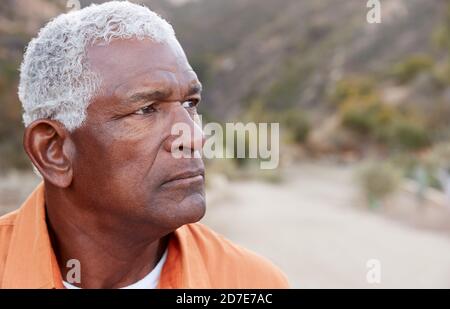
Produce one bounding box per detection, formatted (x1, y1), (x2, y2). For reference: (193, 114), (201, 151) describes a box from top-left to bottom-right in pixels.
(0, 0), (449, 169)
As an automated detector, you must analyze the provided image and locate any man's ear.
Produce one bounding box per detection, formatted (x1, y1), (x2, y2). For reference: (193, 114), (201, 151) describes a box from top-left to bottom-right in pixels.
(23, 120), (74, 188)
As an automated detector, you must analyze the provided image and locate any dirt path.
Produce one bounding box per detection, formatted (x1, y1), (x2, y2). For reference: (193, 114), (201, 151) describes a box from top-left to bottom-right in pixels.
(202, 163), (450, 288)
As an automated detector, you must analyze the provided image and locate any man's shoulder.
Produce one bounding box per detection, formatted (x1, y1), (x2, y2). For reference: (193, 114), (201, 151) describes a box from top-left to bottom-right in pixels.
(0, 210), (19, 284)
(0, 210), (18, 227)
(0, 210), (18, 252)
(181, 223), (289, 288)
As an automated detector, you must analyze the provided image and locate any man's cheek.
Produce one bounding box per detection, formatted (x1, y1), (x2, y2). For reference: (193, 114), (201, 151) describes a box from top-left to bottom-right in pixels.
(107, 140), (157, 167)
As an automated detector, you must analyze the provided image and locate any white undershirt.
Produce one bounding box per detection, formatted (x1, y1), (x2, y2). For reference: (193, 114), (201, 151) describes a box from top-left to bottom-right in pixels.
(63, 248), (168, 289)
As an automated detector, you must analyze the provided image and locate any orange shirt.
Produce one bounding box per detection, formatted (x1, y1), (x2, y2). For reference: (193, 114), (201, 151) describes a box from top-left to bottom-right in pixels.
(0, 183), (289, 288)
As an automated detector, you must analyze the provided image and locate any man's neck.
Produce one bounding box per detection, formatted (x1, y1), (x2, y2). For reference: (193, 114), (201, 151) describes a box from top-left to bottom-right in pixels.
(44, 188), (169, 289)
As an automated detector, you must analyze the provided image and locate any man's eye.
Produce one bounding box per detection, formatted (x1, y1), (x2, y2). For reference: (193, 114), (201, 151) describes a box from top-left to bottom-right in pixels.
(182, 100), (199, 109)
(134, 105), (156, 115)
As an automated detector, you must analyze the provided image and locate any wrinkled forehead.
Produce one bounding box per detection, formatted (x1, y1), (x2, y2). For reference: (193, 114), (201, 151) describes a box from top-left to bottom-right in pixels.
(86, 37), (195, 95)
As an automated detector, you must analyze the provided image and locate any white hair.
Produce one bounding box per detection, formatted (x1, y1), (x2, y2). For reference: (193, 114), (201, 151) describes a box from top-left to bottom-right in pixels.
(18, 1), (176, 131)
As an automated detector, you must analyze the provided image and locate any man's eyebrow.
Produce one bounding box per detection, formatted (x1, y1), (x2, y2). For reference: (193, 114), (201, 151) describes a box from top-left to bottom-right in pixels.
(123, 89), (173, 105)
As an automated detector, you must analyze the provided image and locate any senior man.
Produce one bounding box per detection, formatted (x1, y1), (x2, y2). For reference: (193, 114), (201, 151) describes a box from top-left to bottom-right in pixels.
(0, 1), (288, 289)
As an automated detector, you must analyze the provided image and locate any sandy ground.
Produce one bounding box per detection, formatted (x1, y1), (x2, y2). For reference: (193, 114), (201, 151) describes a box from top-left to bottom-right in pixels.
(1, 163), (450, 288)
(202, 163), (450, 288)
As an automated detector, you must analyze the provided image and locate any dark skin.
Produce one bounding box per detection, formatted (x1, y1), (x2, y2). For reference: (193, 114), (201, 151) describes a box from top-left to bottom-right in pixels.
(23, 37), (206, 288)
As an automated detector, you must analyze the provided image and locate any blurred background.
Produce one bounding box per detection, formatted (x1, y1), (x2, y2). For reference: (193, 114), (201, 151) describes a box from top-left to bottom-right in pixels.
(1, 0), (450, 288)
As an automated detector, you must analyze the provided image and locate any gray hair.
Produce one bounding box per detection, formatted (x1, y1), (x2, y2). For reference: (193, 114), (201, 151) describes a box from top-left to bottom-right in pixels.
(18, 1), (176, 131)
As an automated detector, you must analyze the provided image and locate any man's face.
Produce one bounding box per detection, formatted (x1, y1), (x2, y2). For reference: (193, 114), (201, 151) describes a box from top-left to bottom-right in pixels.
(69, 37), (205, 231)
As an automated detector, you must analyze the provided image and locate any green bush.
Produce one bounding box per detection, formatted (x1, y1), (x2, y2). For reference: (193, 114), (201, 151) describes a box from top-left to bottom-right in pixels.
(330, 77), (376, 106)
(389, 119), (430, 151)
(279, 109), (310, 144)
(338, 95), (431, 151)
(357, 162), (402, 208)
(340, 100), (394, 136)
(391, 55), (434, 84)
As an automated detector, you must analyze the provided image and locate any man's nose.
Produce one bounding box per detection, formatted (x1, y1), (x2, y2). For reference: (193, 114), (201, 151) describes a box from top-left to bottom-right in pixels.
(164, 106), (205, 156)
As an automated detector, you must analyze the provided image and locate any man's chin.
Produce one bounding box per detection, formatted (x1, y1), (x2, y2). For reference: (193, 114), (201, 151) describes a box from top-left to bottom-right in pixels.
(137, 191), (206, 231)
(153, 192), (206, 230)
(174, 192), (206, 225)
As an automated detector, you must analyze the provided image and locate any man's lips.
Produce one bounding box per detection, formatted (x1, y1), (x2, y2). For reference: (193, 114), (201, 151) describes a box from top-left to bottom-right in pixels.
(161, 169), (205, 187)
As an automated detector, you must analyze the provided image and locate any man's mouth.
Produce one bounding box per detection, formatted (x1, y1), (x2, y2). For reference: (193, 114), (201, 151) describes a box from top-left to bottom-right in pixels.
(161, 169), (205, 188)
